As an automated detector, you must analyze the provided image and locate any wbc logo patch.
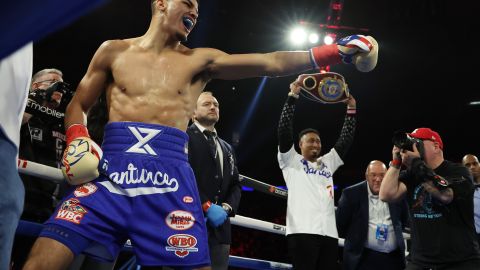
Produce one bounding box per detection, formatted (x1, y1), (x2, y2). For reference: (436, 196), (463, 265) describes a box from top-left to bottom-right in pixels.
(55, 198), (88, 224)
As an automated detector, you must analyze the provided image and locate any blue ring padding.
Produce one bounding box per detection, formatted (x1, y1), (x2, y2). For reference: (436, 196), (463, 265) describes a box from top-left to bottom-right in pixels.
(16, 220), (292, 269)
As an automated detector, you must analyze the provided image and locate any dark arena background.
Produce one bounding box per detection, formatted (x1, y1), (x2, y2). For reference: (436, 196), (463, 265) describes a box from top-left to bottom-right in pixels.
(7, 0), (479, 268)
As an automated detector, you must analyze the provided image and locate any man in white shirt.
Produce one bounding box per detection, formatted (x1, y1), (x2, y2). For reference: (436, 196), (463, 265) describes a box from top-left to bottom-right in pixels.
(0, 43), (33, 270)
(336, 160), (409, 270)
(277, 79), (356, 269)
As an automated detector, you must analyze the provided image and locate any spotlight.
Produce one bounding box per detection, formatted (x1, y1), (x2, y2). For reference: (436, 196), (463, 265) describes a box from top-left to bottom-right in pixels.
(469, 101), (480, 106)
(308, 33), (319, 44)
(289, 27), (307, 45)
(324, 34), (335, 45)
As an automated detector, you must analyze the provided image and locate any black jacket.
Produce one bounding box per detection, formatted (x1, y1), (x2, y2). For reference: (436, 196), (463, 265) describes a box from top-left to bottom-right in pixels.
(187, 123), (241, 244)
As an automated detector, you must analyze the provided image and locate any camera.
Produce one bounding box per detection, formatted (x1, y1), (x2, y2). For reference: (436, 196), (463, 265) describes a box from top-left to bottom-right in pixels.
(30, 81), (74, 103)
(392, 130), (425, 159)
(392, 131), (448, 187)
(392, 130), (422, 152)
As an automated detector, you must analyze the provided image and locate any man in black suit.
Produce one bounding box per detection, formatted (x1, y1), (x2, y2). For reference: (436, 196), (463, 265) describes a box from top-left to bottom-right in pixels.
(461, 154), (480, 246)
(187, 91), (242, 270)
(336, 160), (409, 270)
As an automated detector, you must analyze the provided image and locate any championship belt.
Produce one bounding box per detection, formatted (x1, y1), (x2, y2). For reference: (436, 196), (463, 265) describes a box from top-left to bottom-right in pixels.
(298, 72), (349, 104)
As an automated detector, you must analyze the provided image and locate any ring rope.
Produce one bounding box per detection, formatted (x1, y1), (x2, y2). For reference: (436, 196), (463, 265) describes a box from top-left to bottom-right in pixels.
(239, 174), (288, 199)
(17, 158), (64, 183)
(16, 159), (289, 200)
(229, 255), (292, 270)
(231, 215), (286, 235)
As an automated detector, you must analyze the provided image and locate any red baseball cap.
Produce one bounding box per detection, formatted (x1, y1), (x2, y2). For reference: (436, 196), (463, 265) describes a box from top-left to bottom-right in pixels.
(408, 128), (443, 149)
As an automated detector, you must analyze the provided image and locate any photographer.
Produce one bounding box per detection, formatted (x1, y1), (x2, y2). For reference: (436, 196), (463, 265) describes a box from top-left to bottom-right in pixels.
(12, 69), (74, 267)
(379, 127), (480, 269)
(19, 68), (73, 221)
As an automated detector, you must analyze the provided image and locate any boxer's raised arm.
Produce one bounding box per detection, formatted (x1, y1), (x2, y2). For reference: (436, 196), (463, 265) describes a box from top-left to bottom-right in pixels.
(205, 35), (378, 80)
(205, 49), (312, 80)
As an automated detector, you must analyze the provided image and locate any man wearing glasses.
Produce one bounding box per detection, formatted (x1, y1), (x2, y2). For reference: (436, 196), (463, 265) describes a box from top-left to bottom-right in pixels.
(12, 68), (71, 266)
(22, 68), (65, 125)
(19, 68), (74, 220)
(12, 69), (73, 266)
(380, 128), (480, 270)
(336, 160), (409, 270)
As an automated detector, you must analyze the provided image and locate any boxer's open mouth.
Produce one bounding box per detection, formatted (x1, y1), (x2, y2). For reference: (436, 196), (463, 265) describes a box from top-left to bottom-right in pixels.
(182, 16), (194, 32)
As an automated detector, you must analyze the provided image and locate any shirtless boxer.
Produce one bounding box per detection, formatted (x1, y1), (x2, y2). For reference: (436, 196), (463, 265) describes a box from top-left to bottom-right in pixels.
(23, 0), (378, 269)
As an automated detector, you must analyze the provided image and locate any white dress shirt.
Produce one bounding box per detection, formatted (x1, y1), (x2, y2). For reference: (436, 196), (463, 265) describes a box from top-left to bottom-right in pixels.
(474, 188), (480, 234)
(193, 122), (224, 174)
(365, 184), (398, 253)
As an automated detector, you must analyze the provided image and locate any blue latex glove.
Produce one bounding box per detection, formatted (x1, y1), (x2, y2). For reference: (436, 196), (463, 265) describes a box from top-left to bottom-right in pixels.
(206, 204), (228, 228)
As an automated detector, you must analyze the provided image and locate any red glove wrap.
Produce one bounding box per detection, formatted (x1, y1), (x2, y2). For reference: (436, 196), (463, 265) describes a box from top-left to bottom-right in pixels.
(309, 44), (342, 69)
(66, 124), (90, 145)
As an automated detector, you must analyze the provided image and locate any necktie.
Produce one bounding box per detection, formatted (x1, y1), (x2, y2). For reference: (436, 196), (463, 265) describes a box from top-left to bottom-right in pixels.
(203, 130), (223, 179)
(203, 130), (217, 157)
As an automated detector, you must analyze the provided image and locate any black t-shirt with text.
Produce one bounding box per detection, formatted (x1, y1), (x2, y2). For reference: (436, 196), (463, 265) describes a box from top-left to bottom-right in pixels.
(400, 160), (480, 266)
(19, 96), (66, 222)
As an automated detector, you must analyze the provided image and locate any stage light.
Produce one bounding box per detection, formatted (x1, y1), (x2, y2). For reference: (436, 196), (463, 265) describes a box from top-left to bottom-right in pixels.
(308, 33), (319, 44)
(469, 101), (480, 106)
(289, 27), (307, 45)
(324, 34), (334, 45)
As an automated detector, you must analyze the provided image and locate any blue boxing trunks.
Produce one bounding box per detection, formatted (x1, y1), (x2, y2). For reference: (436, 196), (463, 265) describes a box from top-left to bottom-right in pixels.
(39, 122), (210, 267)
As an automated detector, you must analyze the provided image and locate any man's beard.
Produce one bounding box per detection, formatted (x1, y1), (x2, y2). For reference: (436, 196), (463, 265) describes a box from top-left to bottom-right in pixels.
(197, 116), (218, 126)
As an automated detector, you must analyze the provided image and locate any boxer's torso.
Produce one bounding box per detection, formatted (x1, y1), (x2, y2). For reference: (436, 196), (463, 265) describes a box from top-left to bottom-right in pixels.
(104, 38), (210, 131)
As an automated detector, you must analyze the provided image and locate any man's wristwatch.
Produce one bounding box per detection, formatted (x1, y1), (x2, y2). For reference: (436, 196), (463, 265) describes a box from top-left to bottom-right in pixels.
(221, 203), (232, 214)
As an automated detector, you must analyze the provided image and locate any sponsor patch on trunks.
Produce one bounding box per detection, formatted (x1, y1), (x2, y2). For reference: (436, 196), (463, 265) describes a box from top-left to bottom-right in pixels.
(74, 183), (98, 197)
(165, 234), (198, 258)
(166, 210), (195, 230)
(55, 198), (88, 224)
(182, 196), (193, 203)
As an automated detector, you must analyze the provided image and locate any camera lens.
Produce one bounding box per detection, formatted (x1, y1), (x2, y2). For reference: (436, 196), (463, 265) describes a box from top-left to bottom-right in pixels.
(392, 130), (414, 151)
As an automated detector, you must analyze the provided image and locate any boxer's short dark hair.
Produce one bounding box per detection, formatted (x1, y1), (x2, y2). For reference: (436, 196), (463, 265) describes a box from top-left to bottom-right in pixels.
(299, 128), (320, 139)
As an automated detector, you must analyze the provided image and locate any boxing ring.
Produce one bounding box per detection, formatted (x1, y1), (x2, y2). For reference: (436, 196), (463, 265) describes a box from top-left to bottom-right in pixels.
(16, 159), (409, 269)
